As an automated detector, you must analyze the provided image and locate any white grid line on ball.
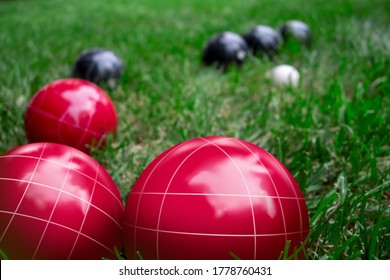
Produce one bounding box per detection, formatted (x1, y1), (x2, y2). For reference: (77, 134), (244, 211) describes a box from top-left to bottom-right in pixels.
(68, 160), (100, 259)
(56, 112), (68, 144)
(27, 106), (102, 137)
(0, 143), (47, 242)
(74, 105), (96, 151)
(0, 154), (124, 211)
(129, 191), (305, 200)
(202, 137), (257, 260)
(0, 177), (122, 229)
(155, 140), (215, 260)
(232, 138), (289, 241)
(32, 148), (75, 259)
(0, 210), (114, 256)
(126, 223), (309, 238)
(131, 140), (189, 260)
(265, 149), (304, 241)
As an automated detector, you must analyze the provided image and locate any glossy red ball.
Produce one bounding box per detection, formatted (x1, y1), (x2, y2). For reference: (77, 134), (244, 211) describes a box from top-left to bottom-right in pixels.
(24, 78), (117, 153)
(123, 136), (309, 260)
(0, 143), (124, 259)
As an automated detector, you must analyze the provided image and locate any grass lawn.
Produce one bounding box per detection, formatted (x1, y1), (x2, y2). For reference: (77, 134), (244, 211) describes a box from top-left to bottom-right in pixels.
(0, 0), (389, 259)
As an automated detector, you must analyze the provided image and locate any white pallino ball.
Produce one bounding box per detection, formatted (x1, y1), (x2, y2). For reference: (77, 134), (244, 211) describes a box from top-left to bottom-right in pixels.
(270, 64), (300, 87)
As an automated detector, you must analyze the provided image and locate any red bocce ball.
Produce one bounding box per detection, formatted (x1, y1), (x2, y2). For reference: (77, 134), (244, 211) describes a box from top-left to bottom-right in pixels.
(123, 136), (310, 259)
(24, 78), (117, 153)
(0, 143), (124, 259)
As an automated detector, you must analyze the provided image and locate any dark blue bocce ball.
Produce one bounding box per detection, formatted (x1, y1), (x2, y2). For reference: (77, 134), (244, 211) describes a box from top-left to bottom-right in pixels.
(72, 49), (124, 88)
(243, 25), (282, 57)
(279, 20), (311, 46)
(202, 32), (249, 70)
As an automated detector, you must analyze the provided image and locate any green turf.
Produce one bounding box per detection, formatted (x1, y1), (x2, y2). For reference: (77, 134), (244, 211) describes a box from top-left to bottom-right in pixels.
(0, 0), (389, 260)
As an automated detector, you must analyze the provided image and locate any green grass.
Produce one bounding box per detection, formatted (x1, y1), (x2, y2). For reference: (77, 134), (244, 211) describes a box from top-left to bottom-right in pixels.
(0, 0), (389, 260)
